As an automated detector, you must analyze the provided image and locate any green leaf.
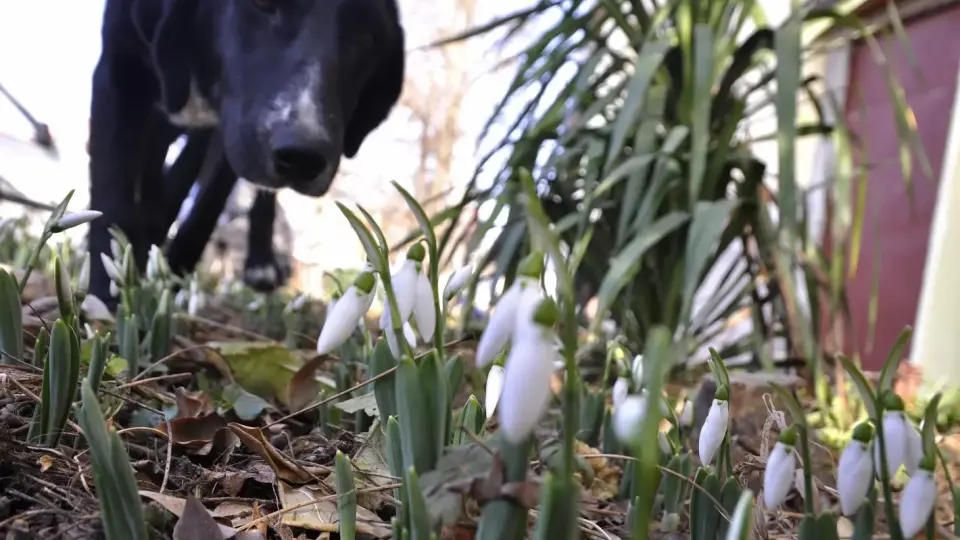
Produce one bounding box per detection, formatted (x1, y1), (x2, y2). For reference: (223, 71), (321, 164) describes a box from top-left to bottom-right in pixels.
(769, 382), (807, 428)
(707, 348), (731, 390)
(591, 212), (689, 331)
(336, 203), (386, 273)
(920, 392), (942, 458)
(724, 489), (755, 540)
(0, 268), (23, 364)
(688, 23), (715, 204)
(604, 42), (670, 170)
(335, 451), (357, 540)
(395, 358), (435, 473)
(836, 355), (878, 420)
(775, 3), (801, 238)
(815, 511), (840, 540)
(392, 181), (437, 251)
(371, 338), (398, 421)
(877, 326), (912, 394)
(682, 200), (738, 325)
(405, 467), (434, 539)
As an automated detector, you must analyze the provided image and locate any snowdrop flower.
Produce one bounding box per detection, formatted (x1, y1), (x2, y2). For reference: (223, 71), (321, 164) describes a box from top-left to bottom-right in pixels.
(837, 422), (875, 516)
(678, 399), (694, 428)
(612, 377), (630, 408)
(53, 210), (102, 232)
(76, 253), (90, 299)
(381, 243), (435, 344)
(316, 272), (377, 355)
(475, 252), (544, 367)
(698, 385), (729, 466)
(384, 321), (418, 358)
(285, 292), (309, 314)
(875, 393), (923, 478)
(613, 393), (647, 444)
(898, 455), (937, 538)
(100, 253), (122, 285)
(631, 354), (644, 385)
(498, 297), (560, 443)
(188, 276), (205, 316)
(443, 263), (474, 301)
(763, 425), (798, 508)
(485, 365), (505, 419)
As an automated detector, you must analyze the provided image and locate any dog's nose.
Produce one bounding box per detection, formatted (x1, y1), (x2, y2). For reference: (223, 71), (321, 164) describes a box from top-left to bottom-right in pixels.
(271, 132), (330, 183)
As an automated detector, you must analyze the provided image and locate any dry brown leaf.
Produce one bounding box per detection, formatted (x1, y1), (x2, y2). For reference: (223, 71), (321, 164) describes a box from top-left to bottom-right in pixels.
(159, 414), (229, 444)
(173, 496), (229, 540)
(140, 491), (237, 538)
(228, 423), (315, 484)
(37, 454), (54, 473)
(285, 354), (328, 412)
(277, 482), (391, 538)
(174, 387), (216, 418)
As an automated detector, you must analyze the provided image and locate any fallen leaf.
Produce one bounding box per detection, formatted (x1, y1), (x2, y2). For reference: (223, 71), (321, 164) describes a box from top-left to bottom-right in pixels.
(37, 454), (54, 473)
(212, 502), (256, 529)
(209, 341), (304, 405)
(286, 354), (330, 412)
(228, 423), (315, 484)
(419, 438), (496, 525)
(140, 491), (236, 538)
(175, 387), (216, 418)
(277, 482), (390, 538)
(174, 496), (230, 540)
(160, 414), (229, 445)
(333, 392), (379, 417)
(221, 383), (271, 420)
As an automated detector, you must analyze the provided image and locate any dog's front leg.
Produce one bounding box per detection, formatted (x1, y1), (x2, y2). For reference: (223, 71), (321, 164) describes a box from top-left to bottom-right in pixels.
(88, 58), (175, 306)
(243, 190), (286, 292)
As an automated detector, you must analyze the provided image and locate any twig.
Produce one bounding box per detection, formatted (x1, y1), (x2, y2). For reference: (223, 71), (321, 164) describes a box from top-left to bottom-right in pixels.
(177, 314), (275, 342)
(128, 344), (230, 383)
(7, 376), (84, 437)
(117, 372), (192, 389)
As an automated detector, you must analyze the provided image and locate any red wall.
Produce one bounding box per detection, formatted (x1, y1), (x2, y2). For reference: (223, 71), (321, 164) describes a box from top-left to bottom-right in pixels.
(836, 4), (960, 370)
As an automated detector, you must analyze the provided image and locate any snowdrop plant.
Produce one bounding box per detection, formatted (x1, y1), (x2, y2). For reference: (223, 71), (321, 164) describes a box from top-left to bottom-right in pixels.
(762, 425), (798, 508)
(698, 385), (729, 466)
(836, 422), (875, 517)
(835, 327), (953, 540)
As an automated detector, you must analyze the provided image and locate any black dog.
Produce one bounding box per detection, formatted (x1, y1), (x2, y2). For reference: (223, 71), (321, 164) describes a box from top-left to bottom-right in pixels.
(162, 132), (289, 291)
(88, 0), (404, 306)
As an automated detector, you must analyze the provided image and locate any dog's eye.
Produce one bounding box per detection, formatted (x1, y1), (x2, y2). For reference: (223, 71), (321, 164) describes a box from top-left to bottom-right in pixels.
(251, 0), (277, 13)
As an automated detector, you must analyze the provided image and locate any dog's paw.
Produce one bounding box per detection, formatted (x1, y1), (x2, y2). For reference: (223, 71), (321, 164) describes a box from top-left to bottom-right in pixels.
(244, 263), (280, 292)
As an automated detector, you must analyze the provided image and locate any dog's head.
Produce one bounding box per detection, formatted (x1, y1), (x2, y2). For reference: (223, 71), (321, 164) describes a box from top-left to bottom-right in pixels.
(145, 0), (404, 196)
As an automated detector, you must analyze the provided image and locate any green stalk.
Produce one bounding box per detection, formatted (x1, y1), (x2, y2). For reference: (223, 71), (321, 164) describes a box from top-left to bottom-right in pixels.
(873, 414), (903, 540)
(798, 426), (815, 516)
(429, 248), (444, 362)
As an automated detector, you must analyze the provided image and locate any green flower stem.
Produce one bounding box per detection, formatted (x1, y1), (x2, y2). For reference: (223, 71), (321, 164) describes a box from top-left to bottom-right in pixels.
(428, 247), (444, 363)
(873, 411), (903, 540)
(797, 426), (815, 516)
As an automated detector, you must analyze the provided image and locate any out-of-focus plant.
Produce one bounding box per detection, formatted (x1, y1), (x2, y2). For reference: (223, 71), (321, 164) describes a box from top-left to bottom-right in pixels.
(102, 232), (176, 377)
(428, 0), (929, 413)
(78, 377), (148, 540)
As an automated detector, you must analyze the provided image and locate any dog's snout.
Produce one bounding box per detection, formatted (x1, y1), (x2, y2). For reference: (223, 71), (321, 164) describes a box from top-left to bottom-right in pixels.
(270, 131), (331, 184)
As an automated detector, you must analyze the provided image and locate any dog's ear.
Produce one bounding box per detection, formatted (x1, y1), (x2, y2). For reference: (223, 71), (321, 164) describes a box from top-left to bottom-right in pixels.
(343, 16), (405, 158)
(146, 0), (196, 114)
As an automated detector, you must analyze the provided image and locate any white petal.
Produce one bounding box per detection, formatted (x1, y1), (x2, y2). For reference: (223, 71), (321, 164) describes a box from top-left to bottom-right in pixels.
(631, 354), (644, 384)
(56, 210), (102, 230)
(81, 295), (114, 322)
(100, 253), (121, 283)
(904, 423), (924, 475)
(612, 378), (630, 408)
(109, 280), (119, 298)
(443, 264), (474, 301)
(413, 272), (436, 341)
(316, 287), (366, 355)
(402, 322), (417, 347)
(385, 327), (400, 358)
(485, 365), (505, 419)
(678, 400), (694, 428)
(762, 443), (796, 508)
(698, 399), (729, 465)
(475, 281), (522, 367)
(837, 440), (874, 516)
(658, 432), (673, 455)
(613, 394), (647, 444)
(392, 261), (418, 323)
(512, 281), (544, 341)
(898, 469), (937, 538)
(497, 333), (556, 443)
(878, 411), (909, 478)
